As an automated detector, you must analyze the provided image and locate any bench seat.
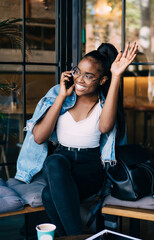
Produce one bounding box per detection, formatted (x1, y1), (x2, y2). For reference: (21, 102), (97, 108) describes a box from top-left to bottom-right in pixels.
(0, 205), (45, 218)
(102, 205), (154, 221)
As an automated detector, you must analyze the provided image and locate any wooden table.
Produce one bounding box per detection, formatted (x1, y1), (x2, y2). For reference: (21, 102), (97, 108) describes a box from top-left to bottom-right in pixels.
(56, 235), (92, 240)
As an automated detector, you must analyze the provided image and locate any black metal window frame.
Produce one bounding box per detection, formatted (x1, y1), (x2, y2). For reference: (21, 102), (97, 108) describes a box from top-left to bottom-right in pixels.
(0, 0), (59, 140)
(0, 0), (83, 142)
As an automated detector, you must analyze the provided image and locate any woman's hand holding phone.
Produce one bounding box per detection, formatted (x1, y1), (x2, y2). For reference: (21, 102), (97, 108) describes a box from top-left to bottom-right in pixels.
(59, 70), (74, 99)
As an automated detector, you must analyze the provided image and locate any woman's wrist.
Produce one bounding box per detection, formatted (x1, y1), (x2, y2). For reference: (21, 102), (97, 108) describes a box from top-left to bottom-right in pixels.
(111, 72), (122, 80)
(111, 74), (121, 87)
(57, 94), (66, 103)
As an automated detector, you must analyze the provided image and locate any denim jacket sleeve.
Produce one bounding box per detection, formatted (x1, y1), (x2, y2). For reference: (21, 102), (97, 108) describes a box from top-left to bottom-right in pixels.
(15, 85), (76, 183)
(99, 91), (127, 167)
(24, 85), (60, 133)
(15, 85), (61, 183)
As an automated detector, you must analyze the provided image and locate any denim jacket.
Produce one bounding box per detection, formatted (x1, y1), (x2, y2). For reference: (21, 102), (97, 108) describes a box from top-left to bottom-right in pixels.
(15, 84), (127, 183)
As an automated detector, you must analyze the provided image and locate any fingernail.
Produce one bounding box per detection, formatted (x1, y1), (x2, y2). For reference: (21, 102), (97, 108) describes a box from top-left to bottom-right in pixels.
(128, 41), (130, 44)
(120, 50), (123, 53)
(134, 42), (136, 45)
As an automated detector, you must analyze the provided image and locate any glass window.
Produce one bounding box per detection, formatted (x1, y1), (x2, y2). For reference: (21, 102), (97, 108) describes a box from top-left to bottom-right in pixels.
(84, 0), (154, 155)
(85, 0), (122, 53)
(124, 0), (154, 153)
(124, 0), (154, 108)
(0, 70), (22, 179)
(0, 1), (22, 62)
(0, 0), (56, 180)
(126, 0), (154, 62)
(25, 0), (56, 63)
(26, 68), (56, 114)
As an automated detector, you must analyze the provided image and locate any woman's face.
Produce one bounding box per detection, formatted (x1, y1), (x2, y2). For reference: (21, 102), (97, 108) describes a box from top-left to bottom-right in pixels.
(73, 57), (105, 97)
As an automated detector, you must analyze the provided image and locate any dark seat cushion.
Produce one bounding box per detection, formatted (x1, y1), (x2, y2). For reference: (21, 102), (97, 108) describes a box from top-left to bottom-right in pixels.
(0, 178), (24, 214)
(7, 173), (46, 207)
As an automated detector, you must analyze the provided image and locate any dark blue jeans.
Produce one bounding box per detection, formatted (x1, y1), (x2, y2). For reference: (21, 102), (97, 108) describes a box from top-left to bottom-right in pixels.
(42, 145), (105, 236)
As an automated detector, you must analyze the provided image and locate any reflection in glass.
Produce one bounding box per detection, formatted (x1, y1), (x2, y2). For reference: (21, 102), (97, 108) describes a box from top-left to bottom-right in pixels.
(26, 71), (55, 114)
(124, 67), (154, 105)
(0, 71), (22, 179)
(0, 19), (23, 62)
(126, 0), (154, 62)
(25, 0), (56, 63)
(0, 1), (23, 62)
(0, 0), (56, 63)
(125, 0), (154, 154)
(0, 68), (22, 113)
(85, 0), (122, 53)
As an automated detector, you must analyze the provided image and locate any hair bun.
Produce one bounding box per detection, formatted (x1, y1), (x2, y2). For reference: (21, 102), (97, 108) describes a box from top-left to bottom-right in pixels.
(97, 43), (118, 66)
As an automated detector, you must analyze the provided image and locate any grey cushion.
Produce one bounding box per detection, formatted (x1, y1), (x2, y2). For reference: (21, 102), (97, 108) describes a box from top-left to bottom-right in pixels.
(7, 173), (46, 207)
(102, 195), (154, 210)
(0, 178), (24, 213)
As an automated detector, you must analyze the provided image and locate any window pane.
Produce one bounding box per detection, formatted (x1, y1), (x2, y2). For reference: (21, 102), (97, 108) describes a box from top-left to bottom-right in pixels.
(124, 67), (154, 105)
(85, 0), (122, 53)
(124, 67), (154, 153)
(26, 0), (56, 63)
(26, 69), (56, 115)
(0, 69), (22, 180)
(0, 1), (23, 62)
(0, 66), (22, 113)
(126, 0), (154, 62)
(0, 0), (56, 64)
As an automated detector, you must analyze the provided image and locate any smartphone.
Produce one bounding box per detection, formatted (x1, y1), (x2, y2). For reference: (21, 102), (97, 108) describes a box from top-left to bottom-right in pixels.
(85, 230), (142, 240)
(65, 74), (74, 89)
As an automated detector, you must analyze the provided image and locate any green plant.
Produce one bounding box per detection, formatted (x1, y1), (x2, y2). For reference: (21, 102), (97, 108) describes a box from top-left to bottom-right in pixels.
(0, 18), (23, 49)
(0, 18), (30, 102)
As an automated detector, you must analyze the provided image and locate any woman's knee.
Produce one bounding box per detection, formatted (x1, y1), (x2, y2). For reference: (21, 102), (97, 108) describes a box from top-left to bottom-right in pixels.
(43, 153), (70, 176)
(42, 185), (51, 204)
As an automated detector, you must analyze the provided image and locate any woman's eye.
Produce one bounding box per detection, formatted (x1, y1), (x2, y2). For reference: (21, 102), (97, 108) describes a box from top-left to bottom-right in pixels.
(75, 69), (80, 75)
(85, 75), (93, 80)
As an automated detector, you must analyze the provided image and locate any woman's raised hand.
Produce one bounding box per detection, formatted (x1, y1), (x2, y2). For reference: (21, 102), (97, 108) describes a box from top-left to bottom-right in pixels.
(111, 42), (138, 78)
(59, 71), (75, 98)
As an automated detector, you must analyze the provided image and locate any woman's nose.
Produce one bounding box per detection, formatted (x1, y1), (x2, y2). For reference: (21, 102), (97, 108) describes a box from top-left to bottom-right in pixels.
(77, 74), (85, 83)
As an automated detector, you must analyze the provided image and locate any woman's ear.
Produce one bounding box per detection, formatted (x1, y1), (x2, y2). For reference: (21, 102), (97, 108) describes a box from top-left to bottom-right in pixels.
(99, 76), (108, 85)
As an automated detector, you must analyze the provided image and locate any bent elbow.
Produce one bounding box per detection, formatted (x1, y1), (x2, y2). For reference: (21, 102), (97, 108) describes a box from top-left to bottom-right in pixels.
(99, 123), (114, 134)
(33, 136), (43, 145)
(33, 125), (44, 144)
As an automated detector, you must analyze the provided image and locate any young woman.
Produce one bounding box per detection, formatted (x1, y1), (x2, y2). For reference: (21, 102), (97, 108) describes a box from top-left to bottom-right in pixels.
(15, 42), (137, 236)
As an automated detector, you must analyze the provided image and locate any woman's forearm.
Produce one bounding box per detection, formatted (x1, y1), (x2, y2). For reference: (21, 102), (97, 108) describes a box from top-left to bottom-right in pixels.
(99, 43), (137, 134)
(33, 95), (66, 144)
(33, 69), (75, 144)
(99, 75), (121, 133)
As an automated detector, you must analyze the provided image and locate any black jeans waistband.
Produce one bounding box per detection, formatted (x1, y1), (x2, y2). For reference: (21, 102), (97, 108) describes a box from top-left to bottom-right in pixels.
(57, 144), (100, 152)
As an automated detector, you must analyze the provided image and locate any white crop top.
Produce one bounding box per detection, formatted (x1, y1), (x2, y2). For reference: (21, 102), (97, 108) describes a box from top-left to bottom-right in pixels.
(56, 103), (102, 148)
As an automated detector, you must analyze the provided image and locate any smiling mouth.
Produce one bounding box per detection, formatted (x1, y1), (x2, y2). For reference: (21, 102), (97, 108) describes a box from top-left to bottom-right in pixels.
(76, 83), (86, 91)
